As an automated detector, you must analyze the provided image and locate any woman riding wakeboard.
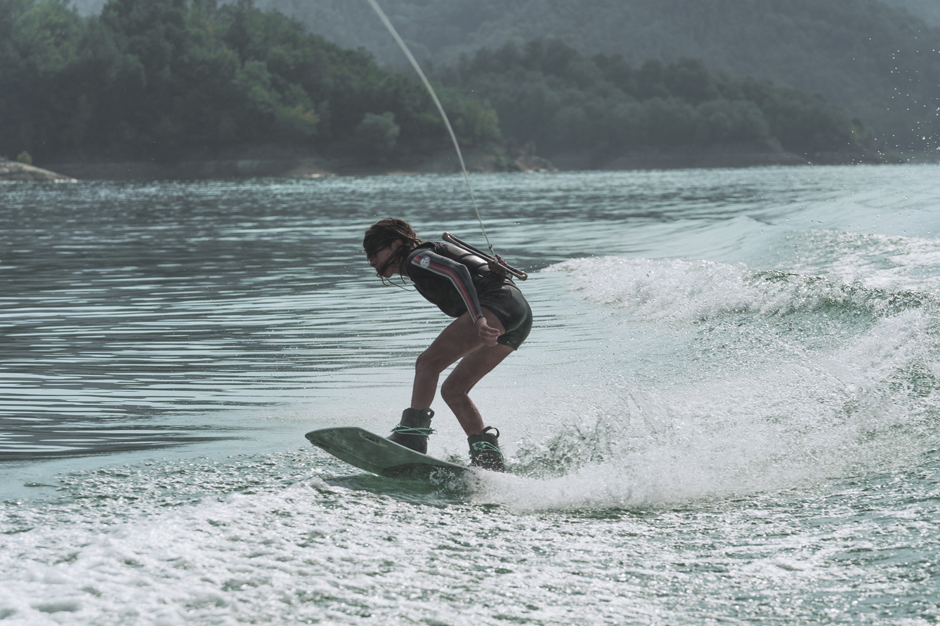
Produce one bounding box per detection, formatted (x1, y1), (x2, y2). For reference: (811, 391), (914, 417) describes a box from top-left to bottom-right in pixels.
(363, 218), (533, 471)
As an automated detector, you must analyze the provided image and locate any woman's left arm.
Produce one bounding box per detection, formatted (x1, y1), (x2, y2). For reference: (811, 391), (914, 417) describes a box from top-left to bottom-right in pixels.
(409, 250), (485, 321)
(410, 250), (500, 345)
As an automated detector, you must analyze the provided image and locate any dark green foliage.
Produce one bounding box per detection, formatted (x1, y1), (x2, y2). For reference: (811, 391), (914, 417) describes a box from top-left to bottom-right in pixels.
(434, 40), (872, 157)
(0, 0), (495, 161)
(0, 0), (85, 158)
(0, 0), (876, 163)
(251, 0), (940, 151)
(354, 111), (399, 160)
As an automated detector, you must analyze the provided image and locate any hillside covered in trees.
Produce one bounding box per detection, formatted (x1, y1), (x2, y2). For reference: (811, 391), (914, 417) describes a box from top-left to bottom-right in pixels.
(0, 0), (884, 170)
(225, 0), (940, 154)
(0, 0), (495, 164)
(431, 40), (878, 164)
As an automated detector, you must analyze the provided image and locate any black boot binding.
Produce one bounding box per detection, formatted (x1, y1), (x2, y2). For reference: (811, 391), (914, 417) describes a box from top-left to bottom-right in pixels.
(388, 408), (434, 454)
(468, 426), (504, 472)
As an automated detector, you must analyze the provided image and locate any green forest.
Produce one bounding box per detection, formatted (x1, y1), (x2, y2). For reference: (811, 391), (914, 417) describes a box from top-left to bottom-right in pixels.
(0, 0), (484, 163)
(244, 0), (940, 152)
(0, 0), (881, 167)
(431, 40), (875, 159)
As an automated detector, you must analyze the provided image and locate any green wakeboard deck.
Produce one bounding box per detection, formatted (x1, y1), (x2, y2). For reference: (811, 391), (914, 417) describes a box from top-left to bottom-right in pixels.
(306, 427), (468, 480)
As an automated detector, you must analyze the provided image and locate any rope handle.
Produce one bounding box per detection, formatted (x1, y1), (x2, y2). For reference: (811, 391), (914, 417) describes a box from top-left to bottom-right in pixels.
(443, 232), (528, 281)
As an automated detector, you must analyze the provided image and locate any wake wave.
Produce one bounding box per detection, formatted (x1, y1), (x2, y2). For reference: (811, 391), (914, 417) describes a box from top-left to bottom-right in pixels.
(469, 257), (940, 512)
(544, 256), (934, 322)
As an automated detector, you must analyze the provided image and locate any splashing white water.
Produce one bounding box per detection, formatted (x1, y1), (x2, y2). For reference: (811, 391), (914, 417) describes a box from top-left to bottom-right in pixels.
(469, 258), (940, 512)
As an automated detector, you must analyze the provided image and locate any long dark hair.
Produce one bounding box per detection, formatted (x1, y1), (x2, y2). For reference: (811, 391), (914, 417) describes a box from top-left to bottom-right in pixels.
(363, 218), (422, 282)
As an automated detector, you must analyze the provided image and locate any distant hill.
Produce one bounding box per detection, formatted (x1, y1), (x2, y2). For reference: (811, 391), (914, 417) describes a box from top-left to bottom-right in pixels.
(1, 1), (492, 165)
(6, 0), (875, 172)
(68, 0), (940, 151)
(432, 40), (881, 166)
(250, 0), (940, 152)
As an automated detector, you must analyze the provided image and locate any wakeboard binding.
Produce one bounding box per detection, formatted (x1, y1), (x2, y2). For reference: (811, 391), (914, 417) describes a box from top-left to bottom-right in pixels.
(388, 407), (435, 454)
(468, 426), (504, 472)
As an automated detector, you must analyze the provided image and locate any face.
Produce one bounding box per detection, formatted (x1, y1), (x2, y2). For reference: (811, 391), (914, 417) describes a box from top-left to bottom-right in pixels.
(367, 240), (402, 278)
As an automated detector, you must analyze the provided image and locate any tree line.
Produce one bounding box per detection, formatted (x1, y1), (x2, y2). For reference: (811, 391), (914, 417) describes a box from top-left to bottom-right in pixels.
(0, 0), (878, 166)
(0, 0), (489, 163)
(246, 0), (940, 152)
(431, 39), (878, 158)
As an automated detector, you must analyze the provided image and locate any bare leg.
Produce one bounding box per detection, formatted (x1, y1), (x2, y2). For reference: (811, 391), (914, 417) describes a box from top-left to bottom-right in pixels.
(411, 309), (511, 434)
(441, 342), (513, 435)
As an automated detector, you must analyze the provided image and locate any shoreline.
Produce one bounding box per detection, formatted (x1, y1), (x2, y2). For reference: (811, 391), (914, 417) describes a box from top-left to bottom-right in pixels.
(6, 143), (920, 182)
(0, 161), (77, 182)
(39, 145), (557, 181)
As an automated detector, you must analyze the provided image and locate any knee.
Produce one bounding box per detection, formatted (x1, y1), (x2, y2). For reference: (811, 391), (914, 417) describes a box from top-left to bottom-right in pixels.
(415, 350), (442, 377)
(440, 376), (467, 406)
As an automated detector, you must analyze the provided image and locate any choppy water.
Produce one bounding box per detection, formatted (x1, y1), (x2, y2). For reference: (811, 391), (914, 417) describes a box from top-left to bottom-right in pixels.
(2, 166), (940, 625)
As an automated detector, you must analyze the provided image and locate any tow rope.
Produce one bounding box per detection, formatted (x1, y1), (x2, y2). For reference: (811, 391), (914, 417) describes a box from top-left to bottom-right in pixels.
(365, 0), (527, 280)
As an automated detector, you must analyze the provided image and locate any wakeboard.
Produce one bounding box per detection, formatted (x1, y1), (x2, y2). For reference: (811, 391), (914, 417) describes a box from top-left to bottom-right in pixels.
(305, 427), (468, 480)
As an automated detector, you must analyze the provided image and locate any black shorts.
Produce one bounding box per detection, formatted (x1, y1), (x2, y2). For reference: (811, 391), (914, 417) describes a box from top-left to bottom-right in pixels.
(479, 281), (533, 351)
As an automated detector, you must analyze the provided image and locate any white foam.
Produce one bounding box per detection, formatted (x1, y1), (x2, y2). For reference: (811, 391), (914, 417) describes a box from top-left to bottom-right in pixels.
(470, 264), (940, 513)
(785, 230), (940, 293)
(545, 256), (866, 322)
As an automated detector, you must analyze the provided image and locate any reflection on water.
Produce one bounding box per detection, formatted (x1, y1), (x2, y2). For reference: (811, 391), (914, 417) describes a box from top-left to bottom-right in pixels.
(0, 421), (230, 459)
(2, 168), (937, 461)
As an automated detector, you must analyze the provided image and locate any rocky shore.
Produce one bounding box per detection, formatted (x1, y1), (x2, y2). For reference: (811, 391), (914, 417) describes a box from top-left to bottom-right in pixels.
(0, 161), (76, 181)
(40, 144), (556, 181)
(14, 142), (900, 182)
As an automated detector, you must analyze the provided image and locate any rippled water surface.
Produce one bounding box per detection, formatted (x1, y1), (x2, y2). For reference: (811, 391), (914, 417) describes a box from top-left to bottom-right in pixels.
(2, 166), (940, 625)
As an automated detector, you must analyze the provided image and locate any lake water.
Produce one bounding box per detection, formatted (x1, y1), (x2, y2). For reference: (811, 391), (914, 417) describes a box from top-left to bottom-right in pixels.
(2, 166), (939, 624)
